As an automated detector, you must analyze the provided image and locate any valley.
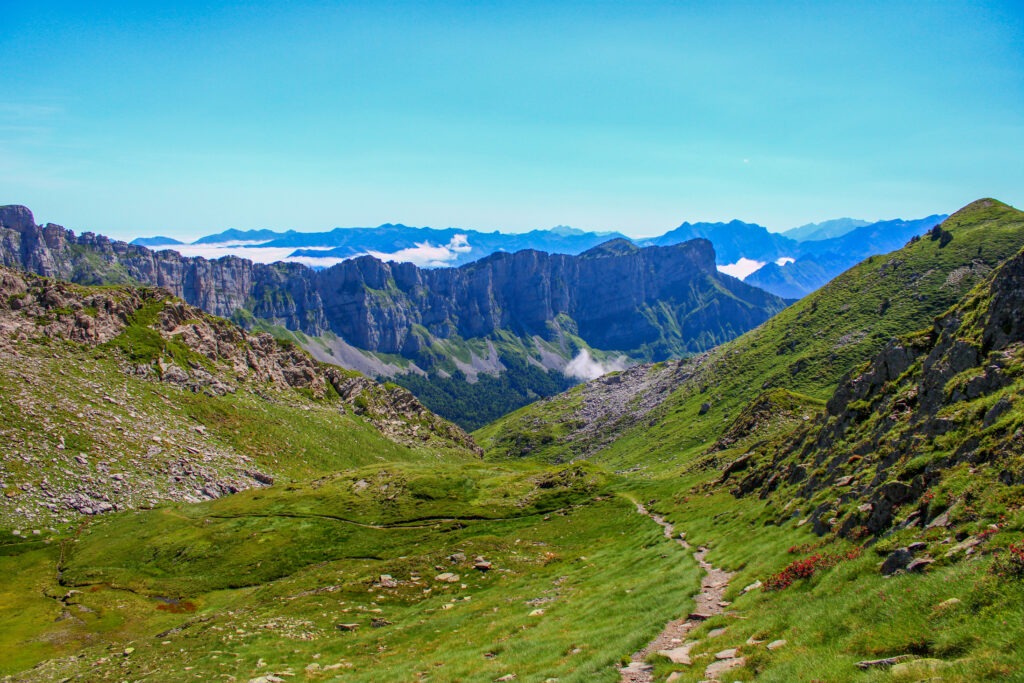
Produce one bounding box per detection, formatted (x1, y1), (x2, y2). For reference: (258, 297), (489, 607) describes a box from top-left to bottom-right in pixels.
(2, 198), (1024, 681)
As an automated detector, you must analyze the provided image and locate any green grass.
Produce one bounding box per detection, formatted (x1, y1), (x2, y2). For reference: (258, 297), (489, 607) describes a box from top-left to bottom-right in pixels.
(1, 466), (703, 681)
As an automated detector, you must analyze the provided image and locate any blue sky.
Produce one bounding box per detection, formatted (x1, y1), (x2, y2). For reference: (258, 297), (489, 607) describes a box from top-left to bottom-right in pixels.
(2, 1), (1022, 241)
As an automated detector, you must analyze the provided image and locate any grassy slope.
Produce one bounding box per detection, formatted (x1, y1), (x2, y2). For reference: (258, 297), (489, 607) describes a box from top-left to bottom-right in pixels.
(477, 199), (1024, 472)
(1, 464), (701, 681)
(0, 283), (477, 531)
(0, 274), (702, 681)
(473, 199), (1024, 681)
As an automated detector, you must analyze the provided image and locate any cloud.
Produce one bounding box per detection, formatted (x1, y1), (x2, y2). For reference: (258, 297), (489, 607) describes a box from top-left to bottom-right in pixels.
(775, 256), (795, 266)
(564, 349), (629, 381)
(166, 242), (307, 264)
(150, 234), (475, 269)
(716, 257), (766, 280)
(367, 235), (473, 267)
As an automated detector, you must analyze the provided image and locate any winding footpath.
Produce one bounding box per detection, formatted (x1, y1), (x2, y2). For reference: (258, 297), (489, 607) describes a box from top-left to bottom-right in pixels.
(620, 502), (734, 683)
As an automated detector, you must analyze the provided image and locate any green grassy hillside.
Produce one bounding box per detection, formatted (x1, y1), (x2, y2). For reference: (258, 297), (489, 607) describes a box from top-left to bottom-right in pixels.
(616, 238), (1024, 681)
(467, 199), (1024, 681)
(477, 199), (1024, 472)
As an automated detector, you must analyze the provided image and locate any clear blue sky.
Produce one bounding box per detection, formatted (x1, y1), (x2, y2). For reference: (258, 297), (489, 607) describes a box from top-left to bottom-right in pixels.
(2, 1), (1021, 241)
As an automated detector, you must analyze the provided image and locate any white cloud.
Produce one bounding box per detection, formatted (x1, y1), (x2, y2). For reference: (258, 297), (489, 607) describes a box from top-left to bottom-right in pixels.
(564, 349), (629, 381)
(775, 256), (795, 266)
(716, 257), (766, 280)
(367, 235), (473, 267)
(150, 234), (474, 269)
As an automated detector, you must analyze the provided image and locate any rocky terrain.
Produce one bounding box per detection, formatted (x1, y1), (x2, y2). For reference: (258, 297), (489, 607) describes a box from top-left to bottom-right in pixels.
(0, 266), (479, 528)
(733, 238), (1024, 541)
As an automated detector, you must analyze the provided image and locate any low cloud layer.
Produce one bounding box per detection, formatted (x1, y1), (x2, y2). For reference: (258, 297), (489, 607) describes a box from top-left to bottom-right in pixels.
(564, 349), (629, 381)
(153, 235), (474, 269)
(367, 234), (472, 268)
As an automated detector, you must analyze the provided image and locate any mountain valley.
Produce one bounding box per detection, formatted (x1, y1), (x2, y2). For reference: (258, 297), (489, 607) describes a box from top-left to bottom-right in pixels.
(2, 199), (1024, 681)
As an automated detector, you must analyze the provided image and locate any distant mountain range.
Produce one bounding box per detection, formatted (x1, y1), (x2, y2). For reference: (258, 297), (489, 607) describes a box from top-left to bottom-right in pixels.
(131, 213), (947, 298)
(780, 217), (870, 241)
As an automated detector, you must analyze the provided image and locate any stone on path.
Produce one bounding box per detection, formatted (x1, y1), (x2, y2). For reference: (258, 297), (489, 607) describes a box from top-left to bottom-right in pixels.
(704, 656), (746, 678)
(715, 648), (739, 660)
(707, 627), (727, 638)
(657, 642), (696, 665)
(435, 572), (460, 583)
(767, 639), (787, 650)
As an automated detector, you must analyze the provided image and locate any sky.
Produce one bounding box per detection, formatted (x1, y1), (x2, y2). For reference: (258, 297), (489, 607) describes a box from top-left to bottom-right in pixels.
(1, 1), (1022, 242)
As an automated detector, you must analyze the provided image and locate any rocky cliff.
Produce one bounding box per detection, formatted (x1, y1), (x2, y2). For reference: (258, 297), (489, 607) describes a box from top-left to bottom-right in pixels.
(0, 206), (788, 363)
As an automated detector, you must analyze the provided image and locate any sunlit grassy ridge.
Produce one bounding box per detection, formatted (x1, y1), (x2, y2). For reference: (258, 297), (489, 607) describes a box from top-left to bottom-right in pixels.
(477, 199), (1024, 472)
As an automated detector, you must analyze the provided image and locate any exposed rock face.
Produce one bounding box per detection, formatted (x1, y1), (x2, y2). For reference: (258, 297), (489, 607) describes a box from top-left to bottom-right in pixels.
(0, 206), (788, 361)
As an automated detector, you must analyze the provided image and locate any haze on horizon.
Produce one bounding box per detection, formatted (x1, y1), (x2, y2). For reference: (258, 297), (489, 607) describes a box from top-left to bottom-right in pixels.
(1, 1), (1022, 242)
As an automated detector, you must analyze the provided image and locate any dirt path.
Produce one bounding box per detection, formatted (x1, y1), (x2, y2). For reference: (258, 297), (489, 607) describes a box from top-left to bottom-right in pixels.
(620, 502), (733, 683)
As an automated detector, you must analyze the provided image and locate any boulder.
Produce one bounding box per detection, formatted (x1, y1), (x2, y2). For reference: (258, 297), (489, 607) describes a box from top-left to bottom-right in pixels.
(880, 547), (913, 575)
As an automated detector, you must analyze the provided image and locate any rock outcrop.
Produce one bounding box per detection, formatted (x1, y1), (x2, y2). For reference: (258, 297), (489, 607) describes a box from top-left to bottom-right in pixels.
(733, 241), (1024, 538)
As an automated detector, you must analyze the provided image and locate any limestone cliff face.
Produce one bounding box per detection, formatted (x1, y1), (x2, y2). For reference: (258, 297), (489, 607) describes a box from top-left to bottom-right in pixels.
(0, 206), (788, 361)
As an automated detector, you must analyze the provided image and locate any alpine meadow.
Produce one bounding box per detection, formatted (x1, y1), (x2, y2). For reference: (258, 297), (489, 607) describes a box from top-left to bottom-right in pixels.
(3, 2), (1024, 682)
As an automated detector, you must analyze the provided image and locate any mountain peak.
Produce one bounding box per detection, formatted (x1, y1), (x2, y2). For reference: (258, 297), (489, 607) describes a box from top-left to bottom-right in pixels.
(0, 204), (36, 233)
(550, 225), (584, 236)
(579, 238), (639, 258)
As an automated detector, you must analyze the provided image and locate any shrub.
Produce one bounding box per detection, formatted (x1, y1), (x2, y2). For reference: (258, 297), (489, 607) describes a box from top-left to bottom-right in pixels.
(991, 541), (1024, 579)
(765, 547), (862, 590)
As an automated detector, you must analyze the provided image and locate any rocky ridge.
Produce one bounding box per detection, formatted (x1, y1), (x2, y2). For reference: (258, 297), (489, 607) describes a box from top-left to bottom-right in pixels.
(481, 358), (700, 463)
(0, 205), (787, 366)
(0, 267), (479, 527)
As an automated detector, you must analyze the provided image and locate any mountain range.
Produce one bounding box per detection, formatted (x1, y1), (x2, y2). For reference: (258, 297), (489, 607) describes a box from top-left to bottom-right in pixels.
(2, 198), (1023, 681)
(130, 213), (947, 298)
(2, 205), (792, 428)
